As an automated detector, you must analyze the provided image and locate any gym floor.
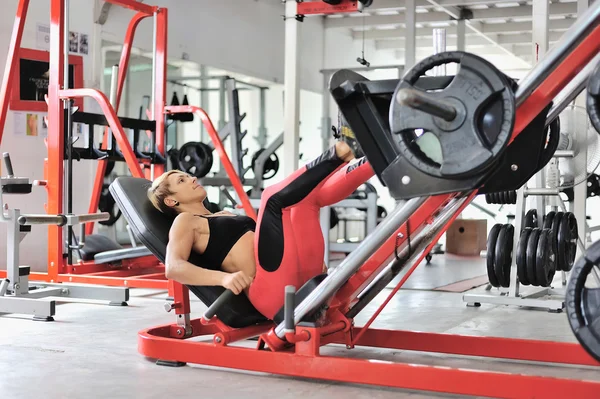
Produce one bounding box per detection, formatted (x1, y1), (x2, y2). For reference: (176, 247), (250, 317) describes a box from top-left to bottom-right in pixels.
(2, 255), (598, 399)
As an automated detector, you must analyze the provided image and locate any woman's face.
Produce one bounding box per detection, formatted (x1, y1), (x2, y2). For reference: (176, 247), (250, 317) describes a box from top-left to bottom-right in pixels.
(166, 172), (207, 206)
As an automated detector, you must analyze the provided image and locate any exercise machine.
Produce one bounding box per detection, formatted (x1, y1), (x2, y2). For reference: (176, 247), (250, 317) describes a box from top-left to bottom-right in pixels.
(0, 153), (129, 320)
(108, 2), (600, 397)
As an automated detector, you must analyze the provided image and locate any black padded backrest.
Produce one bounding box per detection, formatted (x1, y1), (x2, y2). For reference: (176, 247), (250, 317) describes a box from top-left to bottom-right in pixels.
(109, 176), (268, 328)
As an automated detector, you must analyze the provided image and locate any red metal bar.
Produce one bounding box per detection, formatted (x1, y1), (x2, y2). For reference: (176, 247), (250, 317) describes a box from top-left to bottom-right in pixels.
(349, 328), (600, 367)
(138, 326), (600, 399)
(47, 0), (66, 283)
(87, 11), (151, 235)
(297, 0), (359, 15)
(59, 88), (144, 177)
(103, 0), (156, 15)
(215, 323), (273, 346)
(512, 24), (600, 139)
(0, 0), (29, 145)
(165, 105), (257, 219)
(172, 281), (191, 315)
(153, 8), (167, 179)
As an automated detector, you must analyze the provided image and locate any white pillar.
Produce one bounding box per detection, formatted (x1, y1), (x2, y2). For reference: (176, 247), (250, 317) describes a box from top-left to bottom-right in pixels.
(574, 0), (590, 254)
(531, 0), (549, 216)
(405, 0), (416, 70)
(283, 0), (300, 176)
(456, 20), (466, 52)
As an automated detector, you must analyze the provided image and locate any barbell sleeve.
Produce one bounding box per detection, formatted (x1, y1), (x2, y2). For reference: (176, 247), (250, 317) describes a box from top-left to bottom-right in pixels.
(284, 285), (296, 333)
(395, 88), (457, 121)
(74, 212), (110, 224)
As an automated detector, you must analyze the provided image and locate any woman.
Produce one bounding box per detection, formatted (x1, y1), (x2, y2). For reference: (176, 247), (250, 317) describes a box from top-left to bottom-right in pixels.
(148, 120), (375, 320)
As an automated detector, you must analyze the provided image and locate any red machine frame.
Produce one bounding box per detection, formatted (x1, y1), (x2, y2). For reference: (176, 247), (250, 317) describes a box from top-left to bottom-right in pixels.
(137, 9), (600, 399)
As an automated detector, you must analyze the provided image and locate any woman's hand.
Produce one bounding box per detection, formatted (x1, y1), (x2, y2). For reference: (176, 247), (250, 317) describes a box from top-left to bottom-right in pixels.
(221, 271), (254, 295)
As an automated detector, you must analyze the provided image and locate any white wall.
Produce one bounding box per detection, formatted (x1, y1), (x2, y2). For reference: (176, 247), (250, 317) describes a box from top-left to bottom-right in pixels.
(100, 0), (326, 93)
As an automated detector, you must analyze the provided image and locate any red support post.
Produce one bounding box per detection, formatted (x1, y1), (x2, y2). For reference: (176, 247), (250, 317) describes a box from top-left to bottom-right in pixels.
(0, 0), (29, 145)
(153, 8), (168, 179)
(47, 0), (66, 281)
(86, 11), (152, 235)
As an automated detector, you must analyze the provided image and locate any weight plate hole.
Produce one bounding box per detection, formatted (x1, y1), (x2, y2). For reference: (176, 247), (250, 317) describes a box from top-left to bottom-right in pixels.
(404, 130), (442, 167)
(459, 227), (465, 233)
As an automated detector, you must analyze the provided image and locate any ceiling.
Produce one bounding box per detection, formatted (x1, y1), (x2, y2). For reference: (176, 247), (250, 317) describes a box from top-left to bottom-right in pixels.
(323, 0), (581, 72)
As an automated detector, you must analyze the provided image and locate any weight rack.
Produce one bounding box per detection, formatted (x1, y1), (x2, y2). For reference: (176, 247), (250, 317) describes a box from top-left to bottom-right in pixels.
(462, 67), (596, 312)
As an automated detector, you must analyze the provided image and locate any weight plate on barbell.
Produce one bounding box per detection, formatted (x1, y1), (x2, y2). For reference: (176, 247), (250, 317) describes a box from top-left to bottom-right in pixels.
(517, 227), (532, 286)
(550, 212), (564, 270)
(558, 212), (578, 272)
(177, 141), (214, 178)
(526, 228), (541, 287)
(390, 51), (516, 179)
(565, 240), (600, 362)
(494, 224), (514, 288)
(486, 223), (503, 288)
(586, 59), (600, 135)
(524, 209), (537, 229)
(536, 228), (555, 287)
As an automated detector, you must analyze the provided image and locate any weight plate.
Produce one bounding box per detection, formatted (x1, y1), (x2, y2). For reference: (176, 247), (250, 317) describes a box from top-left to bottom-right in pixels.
(524, 209), (537, 229)
(390, 51), (516, 179)
(586, 59), (600, 134)
(251, 149), (280, 180)
(543, 211), (555, 229)
(558, 212), (578, 272)
(177, 142), (214, 178)
(565, 240), (600, 362)
(486, 223), (503, 288)
(526, 228), (541, 286)
(551, 212), (564, 270)
(535, 228), (555, 287)
(494, 224), (514, 288)
(517, 228), (532, 285)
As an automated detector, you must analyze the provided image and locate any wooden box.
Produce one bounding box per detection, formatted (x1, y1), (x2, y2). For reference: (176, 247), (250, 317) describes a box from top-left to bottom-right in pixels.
(445, 219), (488, 256)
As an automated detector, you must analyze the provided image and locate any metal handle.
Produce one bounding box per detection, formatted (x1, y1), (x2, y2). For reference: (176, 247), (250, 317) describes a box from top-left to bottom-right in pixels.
(284, 285), (296, 333)
(76, 212), (110, 223)
(395, 88), (457, 121)
(202, 290), (234, 320)
(219, 185), (238, 207)
(3, 153), (14, 177)
(18, 214), (67, 226)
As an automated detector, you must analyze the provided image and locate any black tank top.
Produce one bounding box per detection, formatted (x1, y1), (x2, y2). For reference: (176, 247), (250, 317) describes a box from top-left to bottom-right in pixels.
(194, 214), (256, 271)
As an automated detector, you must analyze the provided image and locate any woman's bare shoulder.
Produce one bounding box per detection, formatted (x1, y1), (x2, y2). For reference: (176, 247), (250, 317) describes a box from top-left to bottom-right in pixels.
(171, 212), (207, 235)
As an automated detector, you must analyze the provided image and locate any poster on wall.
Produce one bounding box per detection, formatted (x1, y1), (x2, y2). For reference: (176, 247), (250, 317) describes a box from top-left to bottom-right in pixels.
(36, 23), (89, 56)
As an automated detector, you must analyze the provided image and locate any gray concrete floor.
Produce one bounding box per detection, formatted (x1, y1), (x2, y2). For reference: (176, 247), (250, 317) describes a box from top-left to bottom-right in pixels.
(1, 254), (599, 399)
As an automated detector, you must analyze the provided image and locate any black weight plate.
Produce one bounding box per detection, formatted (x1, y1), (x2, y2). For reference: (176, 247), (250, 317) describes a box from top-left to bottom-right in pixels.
(494, 224), (514, 288)
(536, 228), (555, 287)
(486, 224), (503, 288)
(551, 212), (564, 270)
(517, 228), (532, 285)
(543, 211), (555, 229)
(510, 190), (517, 204)
(390, 51), (516, 179)
(524, 209), (537, 229)
(558, 212), (578, 272)
(566, 240), (600, 362)
(526, 228), (541, 286)
(586, 59), (600, 134)
(251, 149), (280, 180)
(178, 142), (213, 178)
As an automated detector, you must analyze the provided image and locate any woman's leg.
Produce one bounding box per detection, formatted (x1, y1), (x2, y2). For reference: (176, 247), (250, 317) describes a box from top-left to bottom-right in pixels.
(248, 149), (376, 319)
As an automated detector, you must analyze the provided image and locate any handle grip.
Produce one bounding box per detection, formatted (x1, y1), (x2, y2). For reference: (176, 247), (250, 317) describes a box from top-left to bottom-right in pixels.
(203, 289), (234, 320)
(284, 285), (296, 332)
(3, 152), (14, 177)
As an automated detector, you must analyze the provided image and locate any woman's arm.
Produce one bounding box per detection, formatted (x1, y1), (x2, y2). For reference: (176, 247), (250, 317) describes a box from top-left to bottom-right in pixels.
(164, 213), (226, 286)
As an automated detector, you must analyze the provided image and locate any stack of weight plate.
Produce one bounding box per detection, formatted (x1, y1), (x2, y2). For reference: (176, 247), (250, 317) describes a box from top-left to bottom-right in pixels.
(486, 209), (578, 288)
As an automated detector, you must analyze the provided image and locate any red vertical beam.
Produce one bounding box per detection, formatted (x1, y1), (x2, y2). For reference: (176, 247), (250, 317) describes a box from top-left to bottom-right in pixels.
(86, 12), (151, 235)
(0, 0), (29, 145)
(153, 7), (167, 178)
(48, 0), (65, 278)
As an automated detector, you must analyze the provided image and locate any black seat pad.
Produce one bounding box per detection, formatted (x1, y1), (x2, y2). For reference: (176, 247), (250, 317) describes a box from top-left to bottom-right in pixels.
(79, 234), (123, 261)
(109, 176), (268, 328)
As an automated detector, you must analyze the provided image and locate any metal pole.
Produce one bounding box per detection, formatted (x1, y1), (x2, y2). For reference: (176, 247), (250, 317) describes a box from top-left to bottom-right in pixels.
(433, 28), (446, 76)
(321, 72), (332, 152)
(150, 10), (158, 181)
(274, 196), (428, 338)
(257, 87), (267, 148)
(405, 0), (416, 70)
(456, 20), (466, 52)
(283, 0), (300, 176)
(514, 0), (600, 106)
